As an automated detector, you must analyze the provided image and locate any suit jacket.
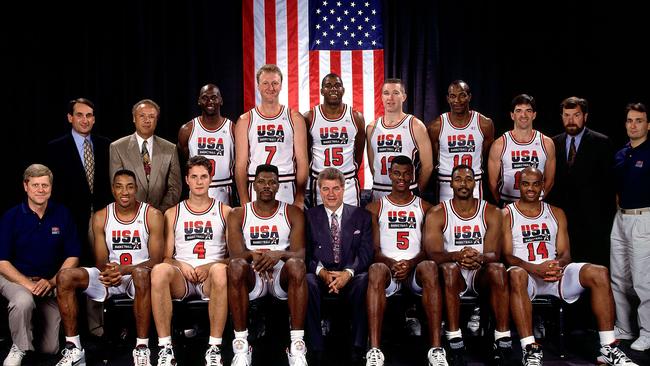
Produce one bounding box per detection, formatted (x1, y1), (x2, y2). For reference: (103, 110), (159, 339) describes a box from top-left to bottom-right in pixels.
(109, 133), (181, 213)
(306, 203), (373, 274)
(547, 128), (615, 265)
(45, 132), (112, 265)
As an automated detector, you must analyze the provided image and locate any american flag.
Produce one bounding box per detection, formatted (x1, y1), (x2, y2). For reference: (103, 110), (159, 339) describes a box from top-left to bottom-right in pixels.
(242, 0), (385, 189)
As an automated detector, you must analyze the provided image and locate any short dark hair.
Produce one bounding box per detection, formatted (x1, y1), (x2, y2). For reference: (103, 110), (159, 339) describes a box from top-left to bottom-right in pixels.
(449, 80), (471, 95)
(626, 102), (647, 114)
(187, 155), (213, 176)
(383, 78), (406, 94)
(113, 169), (137, 183)
(132, 99), (160, 115)
(68, 98), (94, 115)
(255, 164), (279, 178)
(451, 164), (475, 178)
(390, 155), (413, 170)
(321, 73), (342, 87)
(317, 167), (345, 186)
(511, 94), (536, 112)
(560, 96), (588, 114)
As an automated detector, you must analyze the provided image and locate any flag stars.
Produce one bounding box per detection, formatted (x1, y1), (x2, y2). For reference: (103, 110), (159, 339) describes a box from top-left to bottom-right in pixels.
(344, 10), (349, 15)
(316, 24), (321, 29)
(322, 1), (328, 6)
(372, 40), (377, 46)
(330, 40), (335, 45)
(343, 25), (349, 30)
(329, 24), (334, 29)
(316, 39), (321, 45)
(358, 25), (363, 30)
(371, 25), (376, 30)
(322, 31), (328, 37)
(337, 16), (342, 22)
(316, 8), (321, 14)
(344, 40), (349, 46)
(372, 9), (376, 15)
(322, 16), (328, 21)
(351, 32), (356, 38)
(358, 40), (363, 45)
(358, 10), (363, 15)
(336, 1), (342, 6)
(365, 32), (369, 37)
(351, 2), (356, 7)
(351, 17), (356, 22)
(330, 9), (335, 14)
(337, 32), (342, 37)
(365, 2), (370, 6)
(365, 17), (369, 22)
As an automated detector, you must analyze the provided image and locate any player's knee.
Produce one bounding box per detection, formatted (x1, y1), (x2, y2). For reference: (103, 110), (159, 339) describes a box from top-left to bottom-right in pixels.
(131, 267), (151, 288)
(209, 263), (228, 289)
(486, 262), (507, 280)
(508, 267), (528, 289)
(285, 257), (306, 279)
(56, 268), (82, 290)
(228, 258), (249, 282)
(585, 264), (610, 288)
(416, 260), (438, 282)
(440, 262), (458, 284)
(368, 263), (389, 285)
(151, 263), (174, 287)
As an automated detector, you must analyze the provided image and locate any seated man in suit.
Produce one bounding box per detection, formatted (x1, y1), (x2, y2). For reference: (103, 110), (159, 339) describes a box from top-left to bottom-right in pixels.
(110, 99), (182, 213)
(305, 167), (373, 365)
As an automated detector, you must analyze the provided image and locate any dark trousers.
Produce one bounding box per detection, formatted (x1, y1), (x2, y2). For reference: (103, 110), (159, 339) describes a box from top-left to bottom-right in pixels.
(306, 272), (368, 351)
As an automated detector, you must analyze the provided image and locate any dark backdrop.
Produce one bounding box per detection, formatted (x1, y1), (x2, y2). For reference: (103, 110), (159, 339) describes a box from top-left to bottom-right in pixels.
(1, 1), (647, 211)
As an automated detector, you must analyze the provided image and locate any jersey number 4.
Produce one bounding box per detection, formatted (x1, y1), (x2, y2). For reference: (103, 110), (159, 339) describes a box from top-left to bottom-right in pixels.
(526, 241), (549, 261)
(194, 241), (206, 259)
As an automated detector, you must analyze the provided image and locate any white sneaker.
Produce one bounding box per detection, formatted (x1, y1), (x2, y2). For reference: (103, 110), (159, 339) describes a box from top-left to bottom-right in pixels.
(427, 347), (448, 366)
(598, 342), (638, 365)
(614, 326), (636, 341)
(205, 345), (223, 366)
(156, 344), (175, 366)
(55, 343), (86, 366)
(133, 345), (151, 366)
(365, 348), (384, 366)
(230, 339), (252, 366)
(631, 335), (650, 351)
(3, 344), (25, 366)
(287, 339), (307, 366)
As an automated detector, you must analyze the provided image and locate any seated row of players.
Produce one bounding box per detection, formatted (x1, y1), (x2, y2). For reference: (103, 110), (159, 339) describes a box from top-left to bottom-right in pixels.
(48, 154), (637, 366)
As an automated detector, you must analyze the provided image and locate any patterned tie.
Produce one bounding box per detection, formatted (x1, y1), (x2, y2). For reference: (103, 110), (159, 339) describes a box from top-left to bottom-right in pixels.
(83, 138), (95, 193)
(142, 140), (151, 181)
(567, 137), (577, 167)
(331, 212), (341, 263)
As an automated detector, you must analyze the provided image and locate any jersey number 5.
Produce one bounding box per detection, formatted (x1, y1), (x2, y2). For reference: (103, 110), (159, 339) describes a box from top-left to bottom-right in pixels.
(396, 232), (409, 250)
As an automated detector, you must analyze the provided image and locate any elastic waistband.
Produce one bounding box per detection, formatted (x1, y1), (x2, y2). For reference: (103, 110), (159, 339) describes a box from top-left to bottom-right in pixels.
(619, 207), (650, 215)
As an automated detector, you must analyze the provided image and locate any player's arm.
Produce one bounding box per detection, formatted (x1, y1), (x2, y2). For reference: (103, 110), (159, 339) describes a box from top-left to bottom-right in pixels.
(550, 205), (571, 268)
(487, 136), (505, 202)
(291, 110), (309, 209)
(502, 207), (537, 274)
(234, 112), (252, 205)
(542, 135), (556, 197)
(479, 114), (495, 158)
(427, 117), (442, 175)
(127, 207), (164, 273)
(303, 109), (314, 163)
(92, 208), (111, 270)
(226, 207), (255, 263)
(365, 201), (394, 267)
(478, 204), (503, 264)
(365, 122), (377, 177)
(424, 204), (459, 264)
(177, 121), (192, 167)
(352, 110), (367, 171)
(162, 206), (181, 265)
(253, 204), (306, 273)
(413, 118), (433, 191)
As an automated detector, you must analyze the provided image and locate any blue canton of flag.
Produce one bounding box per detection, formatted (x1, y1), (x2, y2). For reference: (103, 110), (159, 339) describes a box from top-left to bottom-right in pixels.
(310, 0), (383, 51)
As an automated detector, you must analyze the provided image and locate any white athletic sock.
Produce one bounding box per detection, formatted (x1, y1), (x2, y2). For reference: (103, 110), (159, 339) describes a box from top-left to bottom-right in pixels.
(599, 330), (616, 346)
(520, 336), (536, 349)
(290, 329), (305, 342)
(209, 337), (222, 346)
(494, 330), (511, 340)
(136, 338), (148, 347)
(66, 335), (81, 349)
(234, 329), (249, 340)
(158, 336), (172, 347)
(445, 329), (462, 339)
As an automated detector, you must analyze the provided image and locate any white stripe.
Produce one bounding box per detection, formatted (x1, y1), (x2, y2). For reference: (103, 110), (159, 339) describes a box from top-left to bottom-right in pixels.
(276, 4), (289, 107)
(253, 0), (266, 106)
(297, 0), (310, 113)
(362, 50), (376, 189)
(340, 51), (353, 106)
(319, 51), (330, 92)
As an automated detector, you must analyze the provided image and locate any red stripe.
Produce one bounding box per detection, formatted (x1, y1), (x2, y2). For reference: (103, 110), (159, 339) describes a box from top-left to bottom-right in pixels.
(352, 50), (365, 188)
(373, 49), (384, 120)
(242, 0), (255, 111)
(330, 50), (341, 75)
(264, 0), (277, 64)
(286, 0), (299, 110)
(309, 50), (320, 108)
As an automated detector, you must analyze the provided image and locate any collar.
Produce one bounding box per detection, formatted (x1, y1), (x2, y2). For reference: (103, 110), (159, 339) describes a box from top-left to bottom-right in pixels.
(324, 204), (344, 220)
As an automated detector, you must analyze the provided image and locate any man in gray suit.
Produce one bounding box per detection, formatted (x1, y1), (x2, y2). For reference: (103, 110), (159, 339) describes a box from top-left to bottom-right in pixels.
(110, 99), (181, 213)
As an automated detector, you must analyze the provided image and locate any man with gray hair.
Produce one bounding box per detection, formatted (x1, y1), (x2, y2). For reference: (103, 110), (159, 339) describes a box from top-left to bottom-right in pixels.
(110, 99), (182, 213)
(304, 167), (373, 365)
(0, 164), (81, 365)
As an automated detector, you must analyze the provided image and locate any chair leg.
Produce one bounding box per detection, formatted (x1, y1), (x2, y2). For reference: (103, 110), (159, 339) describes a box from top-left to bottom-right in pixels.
(558, 304), (565, 358)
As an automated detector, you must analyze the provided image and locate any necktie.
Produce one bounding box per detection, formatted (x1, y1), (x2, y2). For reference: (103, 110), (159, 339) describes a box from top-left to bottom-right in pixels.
(567, 137), (577, 167)
(83, 138), (95, 193)
(331, 213), (341, 263)
(142, 140), (151, 181)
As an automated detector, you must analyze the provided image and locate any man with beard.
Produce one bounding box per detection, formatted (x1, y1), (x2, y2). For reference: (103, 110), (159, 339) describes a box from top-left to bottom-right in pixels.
(178, 84), (236, 205)
(503, 167), (638, 366)
(426, 165), (511, 366)
(304, 73), (366, 206)
(428, 80), (495, 203)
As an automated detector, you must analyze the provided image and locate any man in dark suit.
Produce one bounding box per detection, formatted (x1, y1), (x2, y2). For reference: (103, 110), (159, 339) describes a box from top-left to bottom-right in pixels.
(109, 99), (181, 213)
(45, 98), (112, 267)
(305, 167), (373, 365)
(546, 96), (615, 267)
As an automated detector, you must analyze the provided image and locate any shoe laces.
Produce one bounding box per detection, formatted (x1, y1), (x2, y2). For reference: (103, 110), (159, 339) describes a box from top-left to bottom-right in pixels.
(602, 344), (635, 365)
(428, 348), (447, 365)
(133, 346), (150, 366)
(157, 345), (174, 365)
(205, 345), (222, 365)
(57, 345), (80, 365)
(7, 344), (25, 358)
(231, 352), (250, 366)
(524, 348), (542, 366)
(366, 348), (384, 366)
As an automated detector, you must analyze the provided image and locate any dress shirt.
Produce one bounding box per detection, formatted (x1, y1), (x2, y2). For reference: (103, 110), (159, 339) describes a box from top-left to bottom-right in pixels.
(71, 129), (93, 163)
(565, 128), (585, 160)
(135, 134), (154, 157)
(316, 204), (354, 277)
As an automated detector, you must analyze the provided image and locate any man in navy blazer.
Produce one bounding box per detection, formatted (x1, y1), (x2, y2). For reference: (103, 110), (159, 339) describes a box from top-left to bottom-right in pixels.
(305, 167), (373, 365)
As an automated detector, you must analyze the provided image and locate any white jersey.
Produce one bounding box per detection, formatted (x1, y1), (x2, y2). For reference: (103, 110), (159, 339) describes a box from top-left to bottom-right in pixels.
(247, 106), (296, 183)
(441, 199), (488, 253)
(370, 115), (420, 193)
(104, 202), (150, 266)
(437, 111), (485, 181)
(498, 130), (548, 202)
(507, 202), (558, 264)
(187, 117), (235, 198)
(172, 199), (227, 267)
(378, 195), (425, 261)
(309, 104), (358, 179)
(242, 201), (292, 251)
